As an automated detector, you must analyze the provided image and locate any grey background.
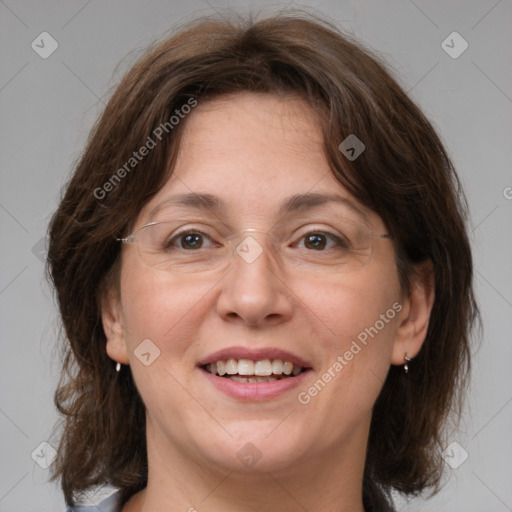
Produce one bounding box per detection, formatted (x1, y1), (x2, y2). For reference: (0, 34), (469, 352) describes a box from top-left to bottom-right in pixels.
(1, 1), (511, 510)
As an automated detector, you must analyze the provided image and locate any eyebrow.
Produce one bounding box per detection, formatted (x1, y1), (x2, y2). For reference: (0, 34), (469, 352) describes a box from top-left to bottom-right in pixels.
(147, 192), (369, 222)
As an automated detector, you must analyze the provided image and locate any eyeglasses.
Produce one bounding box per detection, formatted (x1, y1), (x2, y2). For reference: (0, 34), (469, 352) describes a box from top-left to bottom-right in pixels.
(117, 216), (392, 275)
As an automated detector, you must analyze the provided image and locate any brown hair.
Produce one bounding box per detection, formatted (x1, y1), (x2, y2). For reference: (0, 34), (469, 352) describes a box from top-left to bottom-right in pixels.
(47, 10), (479, 510)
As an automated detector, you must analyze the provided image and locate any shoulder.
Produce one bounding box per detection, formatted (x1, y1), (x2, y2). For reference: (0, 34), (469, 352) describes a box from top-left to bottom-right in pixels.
(65, 489), (122, 512)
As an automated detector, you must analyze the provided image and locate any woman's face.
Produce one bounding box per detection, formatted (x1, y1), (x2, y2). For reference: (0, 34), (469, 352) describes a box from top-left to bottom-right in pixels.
(105, 92), (409, 477)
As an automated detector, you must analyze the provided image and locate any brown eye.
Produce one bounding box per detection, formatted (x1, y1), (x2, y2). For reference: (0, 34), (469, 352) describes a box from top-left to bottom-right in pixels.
(180, 233), (204, 249)
(304, 234), (327, 250)
(298, 232), (349, 251)
(166, 230), (214, 250)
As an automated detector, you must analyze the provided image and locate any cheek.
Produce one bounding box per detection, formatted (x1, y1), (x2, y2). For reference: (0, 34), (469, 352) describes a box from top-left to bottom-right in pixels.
(294, 265), (401, 409)
(117, 260), (217, 423)
(118, 254), (215, 361)
(297, 264), (401, 350)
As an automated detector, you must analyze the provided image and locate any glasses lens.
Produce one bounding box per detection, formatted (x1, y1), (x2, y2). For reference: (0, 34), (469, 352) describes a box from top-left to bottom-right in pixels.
(135, 222), (232, 273)
(132, 217), (375, 274)
(272, 216), (373, 274)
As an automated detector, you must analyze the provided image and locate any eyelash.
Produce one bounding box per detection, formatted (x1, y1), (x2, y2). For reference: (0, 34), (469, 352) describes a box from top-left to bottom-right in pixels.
(166, 229), (349, 250)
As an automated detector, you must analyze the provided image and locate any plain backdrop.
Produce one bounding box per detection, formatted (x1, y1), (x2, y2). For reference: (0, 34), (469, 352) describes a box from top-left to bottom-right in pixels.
(1, 1), (511, 511)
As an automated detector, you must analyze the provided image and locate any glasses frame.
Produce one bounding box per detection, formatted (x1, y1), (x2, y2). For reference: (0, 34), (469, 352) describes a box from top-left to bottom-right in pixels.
(117, 219), (393, 273)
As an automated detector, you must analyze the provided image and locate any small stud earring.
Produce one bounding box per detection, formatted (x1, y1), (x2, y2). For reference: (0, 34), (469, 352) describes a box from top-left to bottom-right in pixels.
(404, 353), (411, 374)
(115, 362), (121, 372)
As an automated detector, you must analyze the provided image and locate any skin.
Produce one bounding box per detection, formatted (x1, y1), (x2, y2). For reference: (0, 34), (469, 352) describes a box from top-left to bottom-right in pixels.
(103, 91), (434, 512)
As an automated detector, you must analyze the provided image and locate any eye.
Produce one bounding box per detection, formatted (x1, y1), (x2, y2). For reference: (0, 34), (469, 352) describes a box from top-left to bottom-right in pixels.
(295, 231), (349, 251)
(166, 230), (218, 250)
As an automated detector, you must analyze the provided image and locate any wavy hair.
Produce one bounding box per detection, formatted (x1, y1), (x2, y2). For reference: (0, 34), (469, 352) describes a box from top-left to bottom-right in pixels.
(47, 11), (479, 510)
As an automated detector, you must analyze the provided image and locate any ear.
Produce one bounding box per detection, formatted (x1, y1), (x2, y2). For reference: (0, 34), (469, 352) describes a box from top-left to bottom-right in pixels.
(391, 260), (435, 365)
(102, 288), (130, 366)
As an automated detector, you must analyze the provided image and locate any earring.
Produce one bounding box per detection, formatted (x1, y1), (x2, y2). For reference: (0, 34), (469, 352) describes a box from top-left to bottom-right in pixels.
(404, 353), (411, 374)
(115, 362), (121, 372)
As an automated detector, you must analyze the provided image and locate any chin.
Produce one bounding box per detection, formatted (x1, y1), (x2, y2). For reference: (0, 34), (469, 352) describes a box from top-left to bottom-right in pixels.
(193, 419), (313, 473)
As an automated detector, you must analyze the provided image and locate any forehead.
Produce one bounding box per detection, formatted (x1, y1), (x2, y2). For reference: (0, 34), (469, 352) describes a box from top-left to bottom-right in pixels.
(138, 92), (376, 228)
(175, 91), (325, 182)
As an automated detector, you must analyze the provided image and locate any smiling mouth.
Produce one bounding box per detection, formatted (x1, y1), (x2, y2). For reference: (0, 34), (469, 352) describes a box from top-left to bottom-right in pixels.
(201, 358), (310, 383)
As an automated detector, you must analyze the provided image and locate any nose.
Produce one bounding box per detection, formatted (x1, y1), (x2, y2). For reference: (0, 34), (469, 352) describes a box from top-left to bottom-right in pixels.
(215, 231), (294, 327)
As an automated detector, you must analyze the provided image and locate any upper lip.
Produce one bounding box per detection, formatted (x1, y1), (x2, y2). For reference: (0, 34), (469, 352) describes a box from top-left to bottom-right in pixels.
(197, 346), (312, 369)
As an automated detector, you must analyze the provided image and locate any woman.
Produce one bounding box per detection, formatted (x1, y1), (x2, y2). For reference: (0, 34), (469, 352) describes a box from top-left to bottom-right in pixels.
(47, 11), (478, 512)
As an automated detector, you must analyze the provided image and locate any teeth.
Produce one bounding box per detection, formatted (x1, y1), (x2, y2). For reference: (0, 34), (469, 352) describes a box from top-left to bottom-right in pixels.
(282, 361), (293, 375)
(272, 359), (283, 375)
(238, 359), (254, 376)
(225, 358), (238, 375)
(230, 376), (248, 383)
(254, 359), (272, 376)
(228, 376), (277, 383)
(203, 358), (304, 379)
(217, 361), (226, 376)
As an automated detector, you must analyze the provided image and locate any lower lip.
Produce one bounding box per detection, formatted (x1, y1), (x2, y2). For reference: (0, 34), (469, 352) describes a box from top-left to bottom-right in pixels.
(199, 368), (311, 401)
